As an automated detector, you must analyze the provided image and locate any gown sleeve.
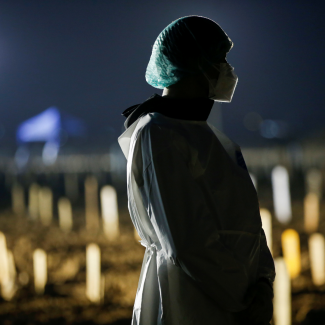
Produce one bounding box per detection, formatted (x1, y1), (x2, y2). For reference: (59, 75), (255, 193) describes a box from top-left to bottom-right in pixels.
(133, 122), (264, 312)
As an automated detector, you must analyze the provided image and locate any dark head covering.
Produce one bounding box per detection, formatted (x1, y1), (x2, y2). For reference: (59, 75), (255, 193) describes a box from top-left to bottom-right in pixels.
(145, 16), (233, 89)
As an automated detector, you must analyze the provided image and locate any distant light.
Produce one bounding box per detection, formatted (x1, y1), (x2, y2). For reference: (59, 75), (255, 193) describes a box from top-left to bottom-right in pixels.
(260, 120), (279, 138)
(260, 119), (288, 139)
(42, 142), (59, 165)
(14, 146), (30, 168)
(243, 112), (263, 131)
(271, 166), (292, 223)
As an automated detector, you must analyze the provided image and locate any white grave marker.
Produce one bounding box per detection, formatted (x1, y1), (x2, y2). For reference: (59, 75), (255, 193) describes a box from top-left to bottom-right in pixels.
(100, 186), (119, 240)
(273, 257), (291, 325)
(86, 243), (101, 303)
(271, 166), (292, 223)
(2, 250), (17, 301)
(0, 232), (10, 299)
(33, 249), (47, 295)
(39, 187), (53, 226)
(260, 208), (273, 254)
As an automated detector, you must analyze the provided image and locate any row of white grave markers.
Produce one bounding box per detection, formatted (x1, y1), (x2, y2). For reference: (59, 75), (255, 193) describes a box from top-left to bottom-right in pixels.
(270, 166), (322, 231)
(0, 231), (103, 303)
(261, 208), (325, 286)
(282, 228), (325, 285)
(273, 231), (323, 325)
(85, 177), (120, 239)
(33, 243), (104, 301)
(12, 179), (120, 239)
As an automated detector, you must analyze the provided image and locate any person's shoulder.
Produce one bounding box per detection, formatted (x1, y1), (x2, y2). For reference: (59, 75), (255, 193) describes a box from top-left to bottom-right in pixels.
(140, 113), (175, 134)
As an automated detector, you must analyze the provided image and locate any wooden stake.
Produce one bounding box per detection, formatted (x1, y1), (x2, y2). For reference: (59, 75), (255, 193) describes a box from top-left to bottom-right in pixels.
(39, 187), (53, 226)
(58, 197), (73, 232)
(28, 183), (39, 220)
(85, 177), (99, 231)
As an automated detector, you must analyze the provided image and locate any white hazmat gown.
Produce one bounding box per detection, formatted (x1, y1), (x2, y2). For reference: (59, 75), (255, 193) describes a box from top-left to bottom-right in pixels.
(118, 111), (275, 325)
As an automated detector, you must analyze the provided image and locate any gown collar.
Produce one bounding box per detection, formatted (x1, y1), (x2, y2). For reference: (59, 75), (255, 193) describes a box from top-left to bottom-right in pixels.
(122, 93), (214, 130)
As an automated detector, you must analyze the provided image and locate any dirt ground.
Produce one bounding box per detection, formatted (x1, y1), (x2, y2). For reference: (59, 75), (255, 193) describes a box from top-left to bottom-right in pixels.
(0, 196), (324, 325)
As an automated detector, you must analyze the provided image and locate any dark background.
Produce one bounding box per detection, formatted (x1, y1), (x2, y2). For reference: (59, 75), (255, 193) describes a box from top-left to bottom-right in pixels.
(0, 0), (324, 151)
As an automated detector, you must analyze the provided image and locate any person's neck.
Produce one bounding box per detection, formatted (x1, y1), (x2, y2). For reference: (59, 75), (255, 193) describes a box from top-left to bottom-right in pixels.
(162, 74), (209, 99)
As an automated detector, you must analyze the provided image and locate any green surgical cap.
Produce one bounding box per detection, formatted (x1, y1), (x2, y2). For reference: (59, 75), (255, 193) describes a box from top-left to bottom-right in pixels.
(145, 15), (233, 89)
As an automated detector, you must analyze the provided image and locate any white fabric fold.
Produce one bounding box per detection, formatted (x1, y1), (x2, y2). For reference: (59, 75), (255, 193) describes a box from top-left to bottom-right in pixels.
(119, 112), (275, 325)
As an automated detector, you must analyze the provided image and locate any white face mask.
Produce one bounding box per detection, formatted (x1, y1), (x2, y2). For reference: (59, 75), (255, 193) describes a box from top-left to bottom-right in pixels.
(207, 63), (238, 103)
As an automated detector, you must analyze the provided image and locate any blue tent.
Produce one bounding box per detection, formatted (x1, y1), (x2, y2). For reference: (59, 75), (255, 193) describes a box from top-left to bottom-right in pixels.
(16, 107), (86, 145)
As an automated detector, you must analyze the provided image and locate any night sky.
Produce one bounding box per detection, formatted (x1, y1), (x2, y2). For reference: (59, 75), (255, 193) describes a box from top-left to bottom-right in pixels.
(0, 0), (324, 152)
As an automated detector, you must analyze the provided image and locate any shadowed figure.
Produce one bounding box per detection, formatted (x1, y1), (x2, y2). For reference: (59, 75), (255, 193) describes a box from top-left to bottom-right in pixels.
(119, 15), (275, 325)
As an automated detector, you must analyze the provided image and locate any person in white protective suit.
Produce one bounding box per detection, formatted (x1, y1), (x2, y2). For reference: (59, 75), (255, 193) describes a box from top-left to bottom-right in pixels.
(118, 15), (275, 325)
